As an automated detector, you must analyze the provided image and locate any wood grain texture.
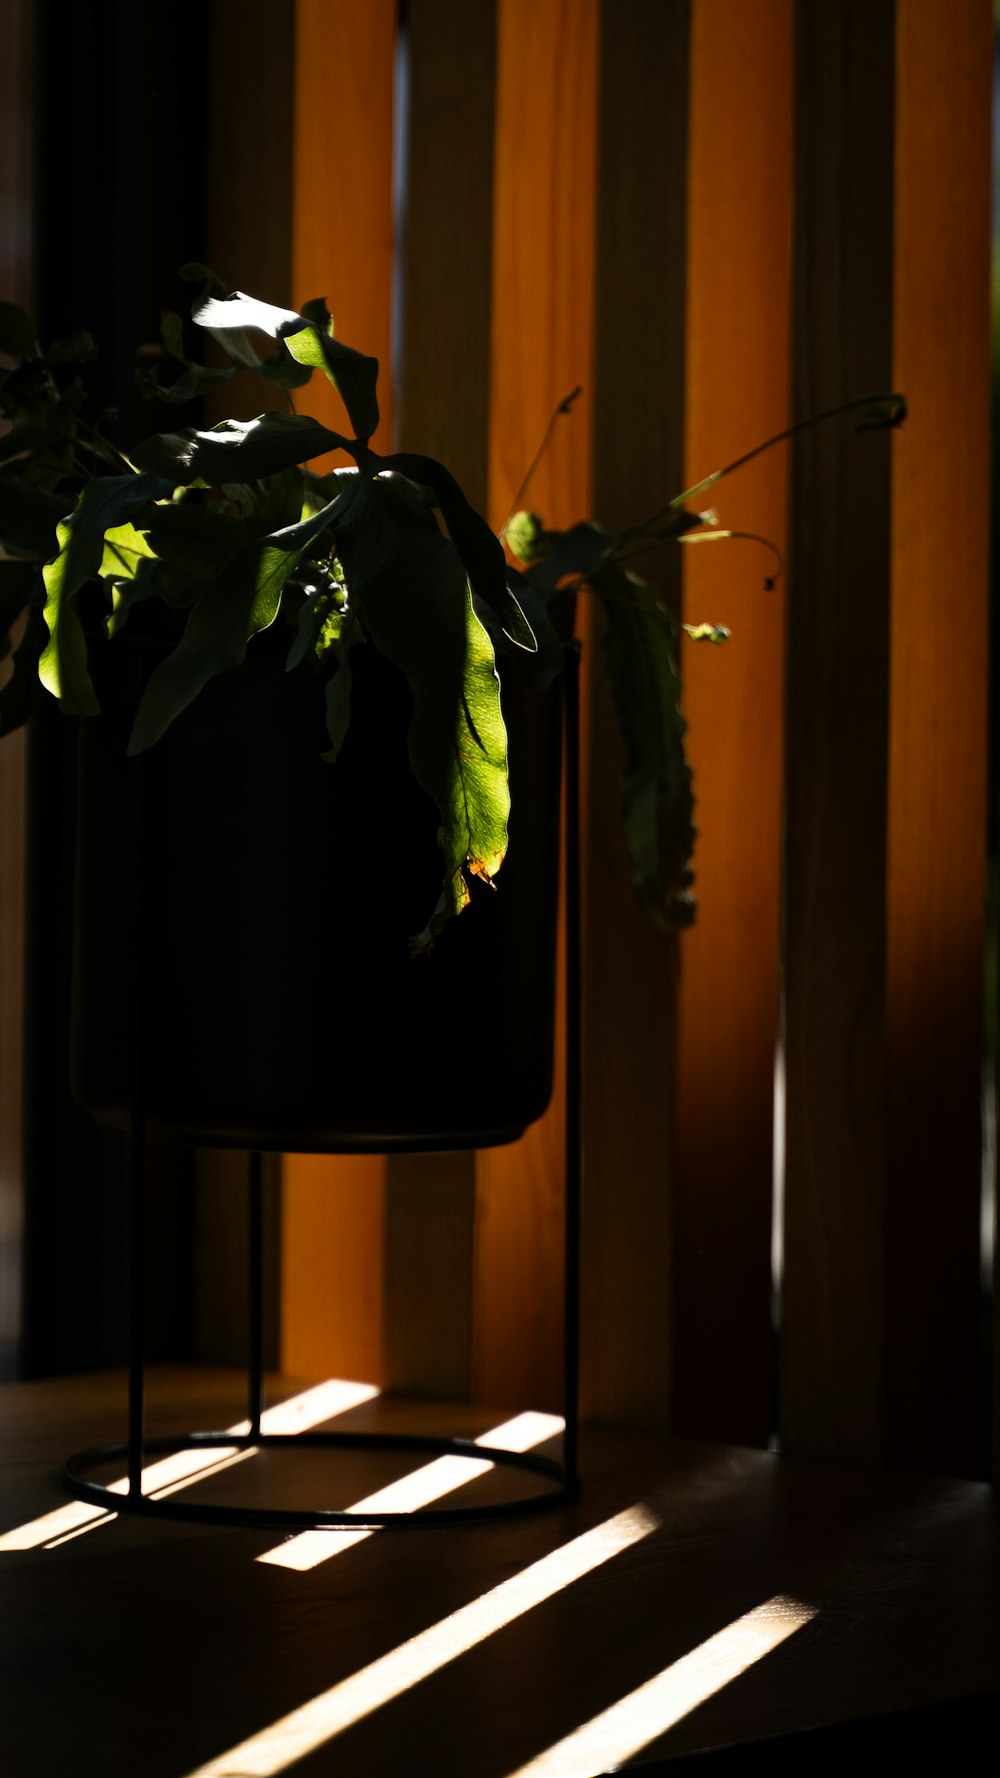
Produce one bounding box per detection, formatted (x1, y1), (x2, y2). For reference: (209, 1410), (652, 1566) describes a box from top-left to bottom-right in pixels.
(280, 0), (397, 1385)
(578, 0), (689, 1429)
(3, 1368), (1000, 1777)
(884, 0), (991, 1477)
(384, 1151), (474, 1398)
(780, 0), (896, 1463)
(207, 0), (294, 307)
(0, 0), (33, 1380)
(193, 1150), (281, 1369)
(200, 0), (295, 1373)
(280, 1151), (385, 1383)
(671, 0), (793, 1447)
(380, 0), (498, 1400)
(397, 0), (496, 503)
(474, 0), (598, 1414)
(292, 0), (396, 454)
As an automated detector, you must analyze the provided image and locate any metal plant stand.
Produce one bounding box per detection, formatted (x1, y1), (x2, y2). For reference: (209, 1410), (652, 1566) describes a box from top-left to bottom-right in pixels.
(63, 646), (583, 1529)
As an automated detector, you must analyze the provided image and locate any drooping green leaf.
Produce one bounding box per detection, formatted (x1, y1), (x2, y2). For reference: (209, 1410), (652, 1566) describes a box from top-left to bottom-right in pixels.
(0, 301), (39, 362)
(334, 475), (510, 950)
(320, 628), (361, 763)
(493, 568), (564, 689)
(38, 520), (102, 712)
(192, 291), (379, 441)
(380, 451), (536, 652)
(286, 580), (349, 672)
(39, 473), (174, 712)
(128, 485), (358, 751)
(181, 263), (268, 371)
(132, 413), (353, 485)
(591, 558), (695, 930)
(135, 310), (237, 405)
(525, 519), (615, 596)
(0, 605), (46, 735)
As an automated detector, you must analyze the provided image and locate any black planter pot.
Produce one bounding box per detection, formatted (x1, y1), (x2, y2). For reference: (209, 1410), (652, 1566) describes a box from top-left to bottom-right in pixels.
(70, 623), (563, 1153)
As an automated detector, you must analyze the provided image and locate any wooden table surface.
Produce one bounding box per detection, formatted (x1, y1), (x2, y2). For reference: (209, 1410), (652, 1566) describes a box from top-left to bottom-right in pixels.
(1, 1368), (997, 1777)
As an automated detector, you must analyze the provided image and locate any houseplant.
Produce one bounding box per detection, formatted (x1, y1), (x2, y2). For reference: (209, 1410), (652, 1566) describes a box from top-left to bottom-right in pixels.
(0, 273), (905, 1146)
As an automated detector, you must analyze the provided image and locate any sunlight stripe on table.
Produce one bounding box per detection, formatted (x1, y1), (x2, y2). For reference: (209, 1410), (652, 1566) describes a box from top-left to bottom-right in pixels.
(504, 1595), (817, 1777)
(257, 1409), (564, 1568)
(185, 1504), (660, 1777)
(0, 1378), (380, 1551)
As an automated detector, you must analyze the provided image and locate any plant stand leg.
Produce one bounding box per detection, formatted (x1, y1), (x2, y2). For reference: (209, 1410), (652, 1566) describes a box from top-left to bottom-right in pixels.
(563, 639), (582, 1495)
(247, 1149), (264, 1437)
(127, 1090), (146, 1500)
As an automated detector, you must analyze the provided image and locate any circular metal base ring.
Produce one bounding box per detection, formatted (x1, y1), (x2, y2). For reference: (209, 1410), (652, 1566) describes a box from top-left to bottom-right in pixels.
(63, 1428), (576, 1529)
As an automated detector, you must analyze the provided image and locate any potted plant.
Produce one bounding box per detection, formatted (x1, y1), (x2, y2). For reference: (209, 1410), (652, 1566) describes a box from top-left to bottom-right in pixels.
(0, 271), (905, 1150)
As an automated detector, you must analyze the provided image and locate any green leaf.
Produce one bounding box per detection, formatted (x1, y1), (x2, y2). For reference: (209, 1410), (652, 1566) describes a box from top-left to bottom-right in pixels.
(38, 520), (102, 712)
(494, 568), (564, 689)
(380, 452), (536, 652)
(0, 301), (39, 361)
(181, 263), (268, 372)
(106, 556), (205, 638)
(0, 605), (46, 736)
(334, 475), (510, 950)
(128, 485), (357, 751)
(132, 413), (353, 484)
(525, 520), (614, 595)
(591, 559), (695, 930)
(100, 519), (157, 581)
(137, 498), (248, 578)
(505, 510), (545, 564)
(168, 280), (314, 395)
(321, 639), (357, 762)
(192, 291), (380, 441)
(136, 312), (237, 405)
(39, 473), (173, 712)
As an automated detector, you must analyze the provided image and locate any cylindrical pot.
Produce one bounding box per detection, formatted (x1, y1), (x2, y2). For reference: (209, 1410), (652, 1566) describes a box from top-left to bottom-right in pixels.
(70, 622), (563, 1152)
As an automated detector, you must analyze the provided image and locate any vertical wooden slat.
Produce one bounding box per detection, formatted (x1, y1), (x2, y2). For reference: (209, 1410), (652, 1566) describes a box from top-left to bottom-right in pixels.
(781, 0), (896, 1463)
(579, 0), (689, 1429)
(0, 0), (32, 1380)
(291, 0), (396, 455)
(672, 0), (793, 1447)
(280, 0), (397, 1383)
(474, 0), (598, 1413)
(195, 0), (295, 1365)
(884, 0), (991, 1477)
(281, 1151), (385, 1383)
(206, 0), (294, 308)
(383, 0), (498, 1401)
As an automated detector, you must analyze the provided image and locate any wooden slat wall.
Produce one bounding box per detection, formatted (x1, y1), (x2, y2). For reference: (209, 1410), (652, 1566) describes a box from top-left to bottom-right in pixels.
(672, 0), (793, 1447)
(781, 0), (897, 1465)
(262, 0), (995, 1483)
(578, 0), (689, 1429)
(884, 0), (991, 1477)
(473, 0), (599, 1414)
(384, 0), (499, 1401)
(0, 0), (32, 1381)
(279, 0), (397, 1385)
